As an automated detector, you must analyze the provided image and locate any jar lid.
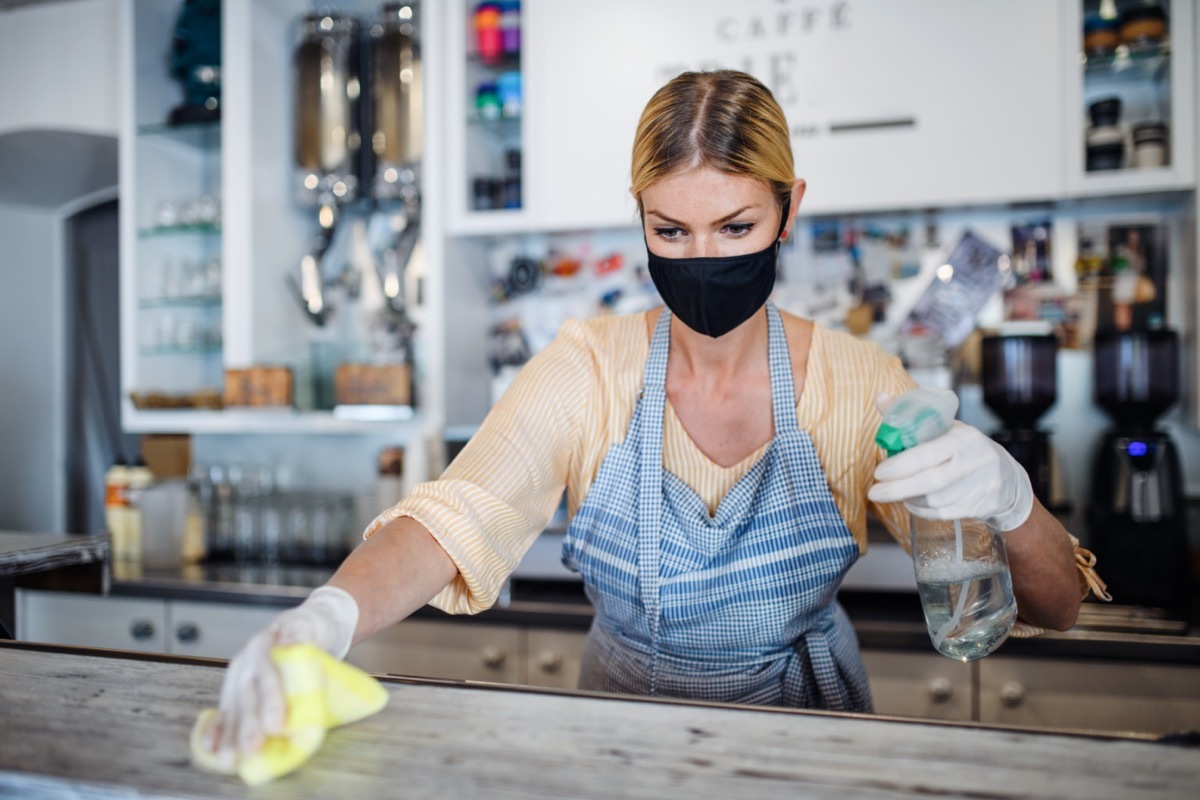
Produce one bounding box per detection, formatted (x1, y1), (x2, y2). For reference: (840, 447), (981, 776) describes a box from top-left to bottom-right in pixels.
(1132, 121), (1167, 143)
(1120, 4), (1167, 25)
(1088, 97), (1122, 126)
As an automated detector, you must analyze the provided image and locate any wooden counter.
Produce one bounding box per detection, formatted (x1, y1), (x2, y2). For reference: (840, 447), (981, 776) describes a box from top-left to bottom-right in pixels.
(0, 530), (108, 578)
(1, 641), (1196, 799)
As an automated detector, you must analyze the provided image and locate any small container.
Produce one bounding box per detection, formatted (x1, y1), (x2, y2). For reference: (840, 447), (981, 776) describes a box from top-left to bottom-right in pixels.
(473, 2), (503, 63)
(1083, 14), (1119, 57)
(1131, 121), (1168, 168)
(473, 176), (497, 211)
(1088, 96), (1121, 128)
(1119, 3), (1168, 48)
(497, 70), (522, 118)
(498, 0), (521, 54)
(1086, 126), (1125, 171)
(1086, 97), (1124, 172)
(475, 81), (501, 121)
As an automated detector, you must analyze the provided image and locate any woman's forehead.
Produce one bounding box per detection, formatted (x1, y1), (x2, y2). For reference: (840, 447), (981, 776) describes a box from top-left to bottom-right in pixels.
(641, 167), (774, 218)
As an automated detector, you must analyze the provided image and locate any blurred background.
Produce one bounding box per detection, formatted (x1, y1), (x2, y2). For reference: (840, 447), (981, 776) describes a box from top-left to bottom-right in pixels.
(2, 0), (1200, 698)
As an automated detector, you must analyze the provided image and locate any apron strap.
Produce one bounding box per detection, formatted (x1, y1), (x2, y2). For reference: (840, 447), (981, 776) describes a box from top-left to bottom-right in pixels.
(765, 302), (800, 437)
(637, 309), (673, 692)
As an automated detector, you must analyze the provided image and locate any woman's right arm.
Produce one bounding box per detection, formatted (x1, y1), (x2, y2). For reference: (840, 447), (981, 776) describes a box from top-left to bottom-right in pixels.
(326, 515), (458, 645)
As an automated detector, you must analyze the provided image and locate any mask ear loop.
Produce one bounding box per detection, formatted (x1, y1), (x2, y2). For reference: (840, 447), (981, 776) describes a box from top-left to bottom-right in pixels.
(776, 195), (792, 244)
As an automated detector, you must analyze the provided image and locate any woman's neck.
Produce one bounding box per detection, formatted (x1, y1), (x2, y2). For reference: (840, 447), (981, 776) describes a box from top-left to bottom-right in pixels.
(668, 306), (769, 384)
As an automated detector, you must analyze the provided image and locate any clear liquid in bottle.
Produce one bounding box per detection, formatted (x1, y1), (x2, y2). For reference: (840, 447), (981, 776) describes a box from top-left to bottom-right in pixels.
(916, 555), (1017, 661)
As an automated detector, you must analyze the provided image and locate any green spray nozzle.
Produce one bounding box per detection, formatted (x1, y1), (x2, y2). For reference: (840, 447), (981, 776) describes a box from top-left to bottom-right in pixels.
(874, 388), (959, 456)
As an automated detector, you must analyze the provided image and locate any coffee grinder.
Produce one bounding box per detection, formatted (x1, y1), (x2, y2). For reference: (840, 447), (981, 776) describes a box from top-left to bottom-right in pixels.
(1088, 330), (1190, 611)
(981, 333), (1058, 507)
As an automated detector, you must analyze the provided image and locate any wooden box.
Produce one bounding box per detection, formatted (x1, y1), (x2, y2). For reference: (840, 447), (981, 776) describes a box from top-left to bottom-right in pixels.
(334, 363), (411, 407)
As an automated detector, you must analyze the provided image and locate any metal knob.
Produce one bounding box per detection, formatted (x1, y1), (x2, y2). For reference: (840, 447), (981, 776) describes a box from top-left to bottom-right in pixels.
(928, 677), (954, 703)
(129, 620), (156, 641)
(537, 650), (563, 674)
(1000, 681), (1026, 708)
(175, 623), (200, 644)
(480, 646), (507, 670)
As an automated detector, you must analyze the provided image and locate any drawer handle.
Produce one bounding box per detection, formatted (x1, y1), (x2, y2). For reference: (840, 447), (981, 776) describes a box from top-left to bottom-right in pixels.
(175, 623), (200, 644)
(537, 651), (563, 674)
(1000, 681), (1026, 708)
(130, 620), (156, 641)
(928, 677), (953, 703)
(480, 646), (507, 670)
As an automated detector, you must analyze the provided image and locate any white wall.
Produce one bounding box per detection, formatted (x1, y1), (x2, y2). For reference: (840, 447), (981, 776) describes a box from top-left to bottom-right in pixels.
(0, 0), (121, 136)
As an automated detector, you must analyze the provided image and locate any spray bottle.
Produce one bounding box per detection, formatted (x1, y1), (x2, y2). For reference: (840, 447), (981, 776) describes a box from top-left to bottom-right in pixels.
(876, 388), (1017, 661)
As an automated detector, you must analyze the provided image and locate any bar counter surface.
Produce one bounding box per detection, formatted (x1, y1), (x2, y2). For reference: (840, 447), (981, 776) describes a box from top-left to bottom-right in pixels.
(1, 641), (1196, 799)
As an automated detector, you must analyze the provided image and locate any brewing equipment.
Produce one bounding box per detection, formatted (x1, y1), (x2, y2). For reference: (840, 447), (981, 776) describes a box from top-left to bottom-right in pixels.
(981, 333), (1058, 507)
(1087, 329), (1189, 611)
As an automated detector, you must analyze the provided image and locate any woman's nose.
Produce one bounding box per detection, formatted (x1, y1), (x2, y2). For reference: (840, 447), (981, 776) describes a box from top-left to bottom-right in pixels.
(682, 235), (717, 259)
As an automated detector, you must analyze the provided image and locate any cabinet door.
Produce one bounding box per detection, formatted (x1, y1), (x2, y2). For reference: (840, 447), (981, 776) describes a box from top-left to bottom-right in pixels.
(860, 649), (973, 722)
(525, 628), (587, 690)
(979, 655), (1200, 735)
(166, 600), (283, 660)
(16, 590), (167, 654)
(526, 0), (1063, 226)
(347, 618), (524, 685)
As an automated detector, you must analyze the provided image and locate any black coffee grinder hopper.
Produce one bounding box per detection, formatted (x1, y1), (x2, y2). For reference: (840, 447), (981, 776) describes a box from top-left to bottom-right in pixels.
(1088, 330), (1189, 612)
(981, 333), (1059, 509)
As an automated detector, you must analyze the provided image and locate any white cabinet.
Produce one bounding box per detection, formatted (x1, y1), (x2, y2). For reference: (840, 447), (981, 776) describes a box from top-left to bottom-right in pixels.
(525, 627), (586, 690)
(861, 649), (972, 723)
(346, 618), (588, 689)
(15, 589), (280, 659)
(446, 0), (1067, 231)
(1063, 0), (1196, 198)
(347, 618), (525, 684)
(978, 655), (1200, 736)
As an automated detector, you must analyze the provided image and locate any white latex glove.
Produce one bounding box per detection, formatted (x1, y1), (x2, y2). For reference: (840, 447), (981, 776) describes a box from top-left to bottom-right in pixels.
(867, 393), (1034, 533)
(208, 585), (359, 767)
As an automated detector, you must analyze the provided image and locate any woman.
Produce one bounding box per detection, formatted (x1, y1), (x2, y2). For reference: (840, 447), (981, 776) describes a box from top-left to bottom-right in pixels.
(209, 70), (1099, 762)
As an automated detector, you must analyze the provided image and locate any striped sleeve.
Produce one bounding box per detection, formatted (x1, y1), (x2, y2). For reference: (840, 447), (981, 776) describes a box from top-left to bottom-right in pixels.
(861, 350), (920, 551)
(362, 318), (597, 614)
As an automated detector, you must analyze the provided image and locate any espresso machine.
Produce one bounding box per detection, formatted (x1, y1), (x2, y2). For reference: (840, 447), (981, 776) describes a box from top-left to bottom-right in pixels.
(981, 333), (1058, 507)
(1087, 330), (1190, 611)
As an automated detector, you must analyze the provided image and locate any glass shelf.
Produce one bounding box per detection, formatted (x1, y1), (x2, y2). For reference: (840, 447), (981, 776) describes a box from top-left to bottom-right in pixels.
(467, 114), (521, 129)
(136, 119), (221, 149)
(138, 295), (222, 309)
(139, 345), (222, 356)
(1083, 44), (1170, 83)
(138, 223), (222, 239)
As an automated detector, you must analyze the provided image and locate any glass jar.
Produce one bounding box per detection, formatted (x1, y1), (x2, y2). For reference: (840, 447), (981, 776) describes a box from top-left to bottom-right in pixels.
(911, 516), (1017, 661)
(1131, 121), (1168, 168)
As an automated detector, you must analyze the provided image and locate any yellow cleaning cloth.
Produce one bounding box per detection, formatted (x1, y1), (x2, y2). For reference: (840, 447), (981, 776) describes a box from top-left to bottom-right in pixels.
(190, 643), (389, 786)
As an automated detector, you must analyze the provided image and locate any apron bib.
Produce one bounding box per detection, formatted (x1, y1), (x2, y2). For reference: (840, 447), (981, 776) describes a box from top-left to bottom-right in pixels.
(562, 303), (871, 711)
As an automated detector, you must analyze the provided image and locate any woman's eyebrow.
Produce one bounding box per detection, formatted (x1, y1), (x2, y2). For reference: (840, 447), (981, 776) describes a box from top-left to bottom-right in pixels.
(645, 206), (755, 226)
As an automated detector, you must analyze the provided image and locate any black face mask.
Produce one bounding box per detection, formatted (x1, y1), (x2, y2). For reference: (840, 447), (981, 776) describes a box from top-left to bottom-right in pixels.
(646, 198), (789, 338)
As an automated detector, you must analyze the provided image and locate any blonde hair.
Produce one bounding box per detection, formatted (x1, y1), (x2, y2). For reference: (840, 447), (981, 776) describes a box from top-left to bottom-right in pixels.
(631, 70), (794, 214)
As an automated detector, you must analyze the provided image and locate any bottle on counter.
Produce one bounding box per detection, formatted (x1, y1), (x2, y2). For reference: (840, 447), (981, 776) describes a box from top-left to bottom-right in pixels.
(123, 457), (156, 563)
(104, 457), (130, 557)
(875, 388), (1017, 662)
(377, 446), (406, 514)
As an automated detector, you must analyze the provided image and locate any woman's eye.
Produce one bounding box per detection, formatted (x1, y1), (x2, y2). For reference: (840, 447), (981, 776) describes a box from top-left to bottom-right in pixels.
(654, 227), (683, 240)
(723, 222), (755, 236)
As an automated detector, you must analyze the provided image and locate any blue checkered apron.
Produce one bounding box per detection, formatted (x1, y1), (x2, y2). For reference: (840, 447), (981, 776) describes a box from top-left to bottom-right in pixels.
(562, 302), (871, 711)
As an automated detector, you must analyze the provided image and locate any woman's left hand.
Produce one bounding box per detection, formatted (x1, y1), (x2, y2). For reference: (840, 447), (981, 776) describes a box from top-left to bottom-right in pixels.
(867, 405), (1034, 533)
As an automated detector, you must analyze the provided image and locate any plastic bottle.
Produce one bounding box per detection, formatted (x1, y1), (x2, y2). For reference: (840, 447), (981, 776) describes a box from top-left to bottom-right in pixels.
(875, 388), (1017, 662)
(104, 457), (131, 558)
(124, 457), (156, 563)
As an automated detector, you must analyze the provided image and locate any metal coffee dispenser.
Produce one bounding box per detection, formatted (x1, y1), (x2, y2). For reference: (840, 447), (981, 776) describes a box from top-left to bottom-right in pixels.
(1087, 329), (1190, 611)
